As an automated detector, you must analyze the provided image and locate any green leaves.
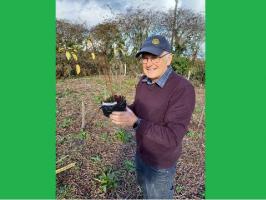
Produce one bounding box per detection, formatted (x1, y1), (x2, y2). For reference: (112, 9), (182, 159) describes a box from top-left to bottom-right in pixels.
(94, 168), (118, 193)
(115, 129), (132, 143)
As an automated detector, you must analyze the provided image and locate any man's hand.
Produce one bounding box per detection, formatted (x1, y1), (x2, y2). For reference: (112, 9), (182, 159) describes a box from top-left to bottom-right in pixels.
(110, 107), (138, 127)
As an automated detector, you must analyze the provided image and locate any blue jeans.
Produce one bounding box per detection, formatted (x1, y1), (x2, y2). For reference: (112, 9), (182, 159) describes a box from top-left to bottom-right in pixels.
(135, 153), (176, 199)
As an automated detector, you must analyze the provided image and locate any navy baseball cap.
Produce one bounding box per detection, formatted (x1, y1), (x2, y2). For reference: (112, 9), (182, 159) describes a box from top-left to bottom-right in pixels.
(136, 35), (171, 57)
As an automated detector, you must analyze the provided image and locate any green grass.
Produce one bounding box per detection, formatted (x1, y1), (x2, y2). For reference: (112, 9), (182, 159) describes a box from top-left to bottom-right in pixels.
(100, 132), (112, 144)
(175, 185), (183, 193)
(90, 155), (102, 163)
(95, 120), (104, 128)
(115, 129), (132, 143)
(124, 78), (136, 87)
(77, 131), (88, 140)
(187, 131), (199, 139)
(60, 117), (72, 128)
(123, 160), (135, 172)
(92, 93), (104, 104)
(92, 89), (110, 104)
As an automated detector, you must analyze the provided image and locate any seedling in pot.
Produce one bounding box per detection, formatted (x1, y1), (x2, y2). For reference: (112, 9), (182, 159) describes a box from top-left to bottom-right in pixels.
(100, 95), (126, 117)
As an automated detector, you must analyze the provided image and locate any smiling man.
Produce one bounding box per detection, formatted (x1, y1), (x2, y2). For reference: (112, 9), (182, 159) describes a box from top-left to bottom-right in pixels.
(110, 35), (195, 199)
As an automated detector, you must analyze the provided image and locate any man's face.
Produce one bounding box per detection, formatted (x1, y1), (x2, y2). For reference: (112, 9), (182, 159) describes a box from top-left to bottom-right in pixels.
(141, 52), (172, 82)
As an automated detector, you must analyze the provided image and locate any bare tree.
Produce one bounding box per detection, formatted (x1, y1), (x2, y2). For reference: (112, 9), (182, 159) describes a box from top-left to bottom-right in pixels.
(160, 9), (205, 57)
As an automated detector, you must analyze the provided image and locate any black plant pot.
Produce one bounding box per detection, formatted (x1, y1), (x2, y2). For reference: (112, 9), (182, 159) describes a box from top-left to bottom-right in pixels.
(100, 96), (127, 117)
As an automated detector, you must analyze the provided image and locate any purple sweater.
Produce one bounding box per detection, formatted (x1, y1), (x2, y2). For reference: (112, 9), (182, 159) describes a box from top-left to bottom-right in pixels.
(129, 71), (195, 168)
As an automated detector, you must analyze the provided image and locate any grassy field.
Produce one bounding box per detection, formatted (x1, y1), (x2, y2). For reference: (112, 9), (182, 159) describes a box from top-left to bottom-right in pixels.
(56, 75), (205, 199)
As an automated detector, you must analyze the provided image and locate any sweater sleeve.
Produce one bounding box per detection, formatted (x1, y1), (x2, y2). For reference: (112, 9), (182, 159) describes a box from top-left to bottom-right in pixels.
(136, 84), (196, 148)
(127, 76), (144, 113)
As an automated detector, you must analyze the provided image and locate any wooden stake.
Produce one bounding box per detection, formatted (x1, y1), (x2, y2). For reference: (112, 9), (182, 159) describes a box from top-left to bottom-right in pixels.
(56, 162), (76, 174)
(81, 101), (86, 130)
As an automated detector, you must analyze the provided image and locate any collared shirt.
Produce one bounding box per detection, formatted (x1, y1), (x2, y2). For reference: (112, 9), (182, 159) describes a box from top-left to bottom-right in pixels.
(141, 66), (173, 88)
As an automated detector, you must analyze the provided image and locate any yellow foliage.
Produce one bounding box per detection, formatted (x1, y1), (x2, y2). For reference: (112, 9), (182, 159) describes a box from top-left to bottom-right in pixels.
(58, 48), (65, 52)
(76, 64), (81, 75)
(87, 39), (93, 48)
(72, 53), (78, 61)
(91, 53), (96, 60)
(65, 51), (71, 61)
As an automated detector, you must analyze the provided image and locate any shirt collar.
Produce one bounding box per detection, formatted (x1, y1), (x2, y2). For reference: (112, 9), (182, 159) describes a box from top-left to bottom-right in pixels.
(142, 66), (173, 88)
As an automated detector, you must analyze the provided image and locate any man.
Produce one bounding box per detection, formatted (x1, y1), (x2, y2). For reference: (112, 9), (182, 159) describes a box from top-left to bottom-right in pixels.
(110, 35), (195, 199)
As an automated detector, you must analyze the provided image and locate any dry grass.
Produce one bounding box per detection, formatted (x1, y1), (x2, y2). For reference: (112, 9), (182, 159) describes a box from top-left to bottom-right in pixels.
(56, 75), (205, 199)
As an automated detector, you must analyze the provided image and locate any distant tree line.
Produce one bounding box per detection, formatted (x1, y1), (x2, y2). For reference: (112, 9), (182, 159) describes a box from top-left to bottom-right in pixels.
(56, 8), (205, 84)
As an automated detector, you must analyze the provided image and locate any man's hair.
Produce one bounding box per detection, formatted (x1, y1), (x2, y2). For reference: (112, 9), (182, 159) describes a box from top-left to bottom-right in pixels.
(161, 51), (172, 63)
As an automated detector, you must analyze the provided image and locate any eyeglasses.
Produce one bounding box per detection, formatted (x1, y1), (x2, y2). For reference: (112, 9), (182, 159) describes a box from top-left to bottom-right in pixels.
(139, 53), (171, 64)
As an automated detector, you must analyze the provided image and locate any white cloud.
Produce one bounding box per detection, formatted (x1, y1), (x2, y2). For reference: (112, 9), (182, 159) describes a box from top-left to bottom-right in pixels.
(56, 0), (205, 27)
(123, 0), (178, 11)
(181, 0), (205, 14)
(56, 0), (114, 27)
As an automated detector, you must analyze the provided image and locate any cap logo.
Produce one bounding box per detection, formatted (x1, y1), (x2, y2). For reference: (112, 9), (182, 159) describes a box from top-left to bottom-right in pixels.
(152, 38), (160, 45)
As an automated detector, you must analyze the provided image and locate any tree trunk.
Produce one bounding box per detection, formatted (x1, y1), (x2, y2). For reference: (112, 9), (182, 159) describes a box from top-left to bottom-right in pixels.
(171, 0), (178, 50)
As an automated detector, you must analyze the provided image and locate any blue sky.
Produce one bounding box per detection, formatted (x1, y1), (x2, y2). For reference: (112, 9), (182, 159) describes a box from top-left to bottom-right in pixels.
(56, 0), (205, 27)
